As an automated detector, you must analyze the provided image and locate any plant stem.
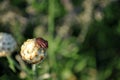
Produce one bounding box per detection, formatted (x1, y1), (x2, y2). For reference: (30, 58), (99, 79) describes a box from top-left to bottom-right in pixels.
(32, 64), (38, 80)
(48, 0), (55, 37)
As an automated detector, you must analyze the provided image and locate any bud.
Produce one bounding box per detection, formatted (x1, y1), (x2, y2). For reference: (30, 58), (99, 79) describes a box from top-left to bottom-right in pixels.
(20, 37), (48, 64)
(0, 32), (17, 57)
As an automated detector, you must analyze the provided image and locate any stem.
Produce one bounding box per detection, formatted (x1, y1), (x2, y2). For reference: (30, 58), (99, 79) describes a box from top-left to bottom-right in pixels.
(32, 64), (38, 80)
(6, 55), (21, 72)
(6, 55), (16, 72)
(48, 0), (57, 71)
(48, 0), (55, 37)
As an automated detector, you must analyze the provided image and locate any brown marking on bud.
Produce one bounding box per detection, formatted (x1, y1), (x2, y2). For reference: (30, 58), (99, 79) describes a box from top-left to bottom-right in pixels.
(35, 53), (38, 57)
(36, 37), (48, 48)
(30, 56), (33, 60)
(40, 56), (44, 60)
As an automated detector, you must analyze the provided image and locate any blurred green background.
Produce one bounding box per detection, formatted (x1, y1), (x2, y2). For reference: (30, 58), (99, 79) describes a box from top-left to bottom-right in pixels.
(0, 0), (120, 80)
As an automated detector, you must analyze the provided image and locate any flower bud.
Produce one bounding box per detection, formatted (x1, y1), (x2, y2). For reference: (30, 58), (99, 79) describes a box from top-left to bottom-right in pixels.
(20, 38), (48, 64)
(0, 32), (17, 57)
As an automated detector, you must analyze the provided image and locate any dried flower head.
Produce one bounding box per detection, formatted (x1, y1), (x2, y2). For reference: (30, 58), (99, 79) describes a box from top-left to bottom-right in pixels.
(20, 37), (48, 64)
(0, 32), (17, 57)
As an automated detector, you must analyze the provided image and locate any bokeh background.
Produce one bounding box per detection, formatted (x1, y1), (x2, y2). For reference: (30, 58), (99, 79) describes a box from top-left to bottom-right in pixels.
(0, 0), (120, 80)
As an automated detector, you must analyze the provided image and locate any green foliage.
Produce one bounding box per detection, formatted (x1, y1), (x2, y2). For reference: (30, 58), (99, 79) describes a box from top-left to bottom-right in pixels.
(0, 0), (120, 80)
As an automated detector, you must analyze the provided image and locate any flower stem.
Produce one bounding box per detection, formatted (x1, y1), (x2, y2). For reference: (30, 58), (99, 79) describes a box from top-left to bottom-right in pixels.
(48, 0), (55, 37)
(32, 64), (38, 80)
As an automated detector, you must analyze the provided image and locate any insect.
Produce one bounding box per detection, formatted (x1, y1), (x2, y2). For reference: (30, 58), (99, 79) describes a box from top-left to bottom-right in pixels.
(36, 37), (48, 48)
